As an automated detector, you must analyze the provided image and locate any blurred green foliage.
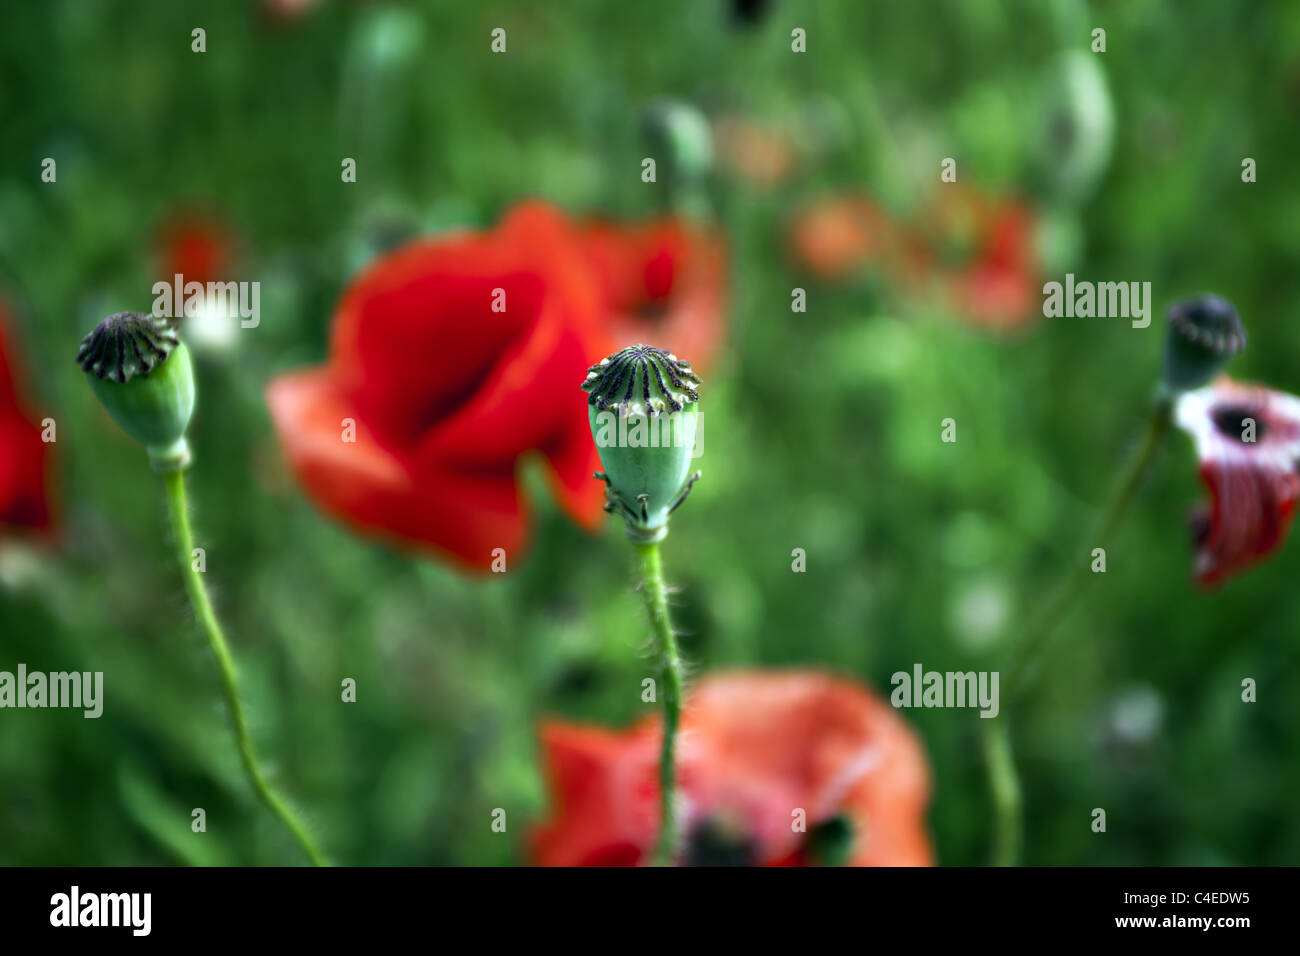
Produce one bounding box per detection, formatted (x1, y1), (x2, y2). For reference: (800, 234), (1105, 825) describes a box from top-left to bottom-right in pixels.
(2, 0), (1298, 865)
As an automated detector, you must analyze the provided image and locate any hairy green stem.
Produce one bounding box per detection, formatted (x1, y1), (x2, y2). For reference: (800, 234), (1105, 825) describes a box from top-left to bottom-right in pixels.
(986, 396), (1172, 865)
(162, 468), (329, 866)
(635, 540), (683, 867)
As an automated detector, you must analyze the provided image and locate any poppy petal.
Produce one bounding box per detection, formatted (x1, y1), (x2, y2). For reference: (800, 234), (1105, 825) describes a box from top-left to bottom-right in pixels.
(532, 671), (933, 867)
(0, 310), (54, 533)
(532, 723), (658, 867)
(539, 418), (608, 531)
(265, 369), (526, 570)
(580, 219), (727, 374)
(1175, 378), (1300, 587)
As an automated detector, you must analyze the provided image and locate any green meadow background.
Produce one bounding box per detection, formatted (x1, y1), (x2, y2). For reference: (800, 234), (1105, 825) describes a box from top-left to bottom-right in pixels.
(2, 0), (1298, 865)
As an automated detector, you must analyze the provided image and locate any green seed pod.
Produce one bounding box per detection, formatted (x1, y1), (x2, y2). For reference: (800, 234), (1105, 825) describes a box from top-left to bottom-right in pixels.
(1162, 295), (1246, 392)
(77, 311), (196, 471)
(582, 345), (702, 542)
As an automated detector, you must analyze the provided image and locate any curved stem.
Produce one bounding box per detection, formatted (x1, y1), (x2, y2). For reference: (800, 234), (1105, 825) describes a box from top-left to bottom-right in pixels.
(162, 468), (329, 867)
(980, 718), (1021, 867)
(635, 540), (683, 866)
(986, 395), (1172, 865)
(1005, 397), (1172, 697)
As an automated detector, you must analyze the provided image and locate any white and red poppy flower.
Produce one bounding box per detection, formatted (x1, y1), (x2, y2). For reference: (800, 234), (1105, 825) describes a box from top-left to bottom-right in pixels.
(1174, 377), (1300, 587)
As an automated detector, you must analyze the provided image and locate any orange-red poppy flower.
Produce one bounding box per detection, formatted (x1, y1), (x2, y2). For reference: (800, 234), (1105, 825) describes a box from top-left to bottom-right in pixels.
(579, 218), (727, 374)
(1174, 377), (1300, 587)
(533, 671), (933, 866)
(0, 304), (54, 534)
(787, 194), (906, 282)
(712, 115), (798, 190)
(265, 202), (612, 571)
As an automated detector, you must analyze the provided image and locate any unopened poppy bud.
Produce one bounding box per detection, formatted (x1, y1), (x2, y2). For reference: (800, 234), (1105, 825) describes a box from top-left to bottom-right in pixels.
(583, 345), (701, 542)
(1039, 51), (1115, 203)
(1163, 294), (1247, 392)
(641, 98), (713, 184)
(76, 311), (195, 471)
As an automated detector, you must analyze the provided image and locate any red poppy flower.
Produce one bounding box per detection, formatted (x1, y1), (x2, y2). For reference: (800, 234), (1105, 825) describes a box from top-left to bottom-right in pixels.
(1174, 377), (1300, 587)
(265, 202), (612, 571)
(579, 218), (727, 374)
(156, 214), (232, 287)
(945, 205), (1037, 329)
(533, 671), (933, 866)
(788, 187), (1039, 332)
(0, 304), (54, 534)
(918, 188), (1039, 331)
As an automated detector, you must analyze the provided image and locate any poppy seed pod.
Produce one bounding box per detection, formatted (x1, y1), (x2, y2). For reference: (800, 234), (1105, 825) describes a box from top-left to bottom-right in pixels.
(1163, 295), (1247, 392)
(77, 311), (195, 471)
(582, 345), (701, 542)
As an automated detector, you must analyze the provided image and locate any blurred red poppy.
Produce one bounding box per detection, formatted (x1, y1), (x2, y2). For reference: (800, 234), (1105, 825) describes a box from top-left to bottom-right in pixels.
(579, 218), (727, 374)
(533, 671), (933, 866)
(787, 194), (905, 282)
(1174, 377), (1300, 587)
(788, 188), (1040, 332)
(265, 202), (612, 571)
(917, 187), (1039, 331)
(0, 304), (54, 534)
(156, 214), (232, 286)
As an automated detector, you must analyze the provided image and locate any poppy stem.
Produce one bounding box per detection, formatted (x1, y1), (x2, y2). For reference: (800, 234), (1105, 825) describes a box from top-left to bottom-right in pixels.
(1005, 394), (1172, 696)
(162, 468), (329, 867)
(985, 393), (1173, 865)
(980, 718), (1021, 867)
(635, 539), (683, 866)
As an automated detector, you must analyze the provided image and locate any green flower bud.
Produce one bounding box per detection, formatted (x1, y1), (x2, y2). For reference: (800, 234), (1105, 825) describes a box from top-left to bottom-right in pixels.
(582, 345), (702, 542)
(641, 98), (714, 184)
(76, 311), (195, 471)
(1162, 295), (1246, 392)
(1039, 51), (1114, 203)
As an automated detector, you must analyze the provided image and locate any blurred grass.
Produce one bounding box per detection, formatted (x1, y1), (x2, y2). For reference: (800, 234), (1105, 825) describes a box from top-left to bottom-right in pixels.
(2, 0), (1299, 865)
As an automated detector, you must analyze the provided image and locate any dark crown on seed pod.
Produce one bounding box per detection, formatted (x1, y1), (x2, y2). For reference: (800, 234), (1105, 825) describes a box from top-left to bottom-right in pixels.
(76, 311), (181, 383)
(75, 310), (195, 469)
(581, 344), (701, 417)
(1167, 295), (1246, 357)
(1163, 294), (1247, 392)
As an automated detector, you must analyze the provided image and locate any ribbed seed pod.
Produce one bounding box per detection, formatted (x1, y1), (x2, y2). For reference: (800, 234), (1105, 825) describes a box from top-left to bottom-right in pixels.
(77, 311), (195, 470)
(582, 345), (702, 540)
